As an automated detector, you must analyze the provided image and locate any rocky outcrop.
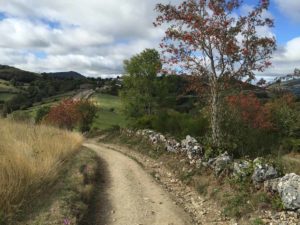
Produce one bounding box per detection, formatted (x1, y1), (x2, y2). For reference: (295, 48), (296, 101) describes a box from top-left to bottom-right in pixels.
(278, 174), (300, 210)
(181, 135), (203, 159)
(136, 129), (167, 145)
(252, 158), (279, 185)
(165, 138), (181, 153)
(233, 160), (251, 178)
(208, 152), (233, 176)
(265, 174), (300, 210)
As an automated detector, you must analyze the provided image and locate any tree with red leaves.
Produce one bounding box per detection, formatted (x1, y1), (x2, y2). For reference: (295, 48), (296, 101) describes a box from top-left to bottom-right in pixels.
(44, 99), (97, 131)
(226, 93), (273, 130)
(45, 99), (81, 129)
(155, 0), (276, 147)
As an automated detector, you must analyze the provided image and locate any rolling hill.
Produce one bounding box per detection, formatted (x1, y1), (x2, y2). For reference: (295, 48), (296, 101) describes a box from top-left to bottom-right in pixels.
(0, 65), (40, 82)
(268, 76), (300, 97)
(42, 71), (86, 79)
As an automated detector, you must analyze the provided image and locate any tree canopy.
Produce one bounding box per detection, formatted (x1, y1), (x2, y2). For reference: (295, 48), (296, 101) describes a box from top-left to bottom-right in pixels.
(120, 49), (162, 118)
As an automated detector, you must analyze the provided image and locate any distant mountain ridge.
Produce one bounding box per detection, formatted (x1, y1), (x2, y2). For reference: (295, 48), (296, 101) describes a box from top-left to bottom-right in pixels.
(0, 65), (87, 82)
(42, 71), (86, 79)
(268, 70), (300, 97)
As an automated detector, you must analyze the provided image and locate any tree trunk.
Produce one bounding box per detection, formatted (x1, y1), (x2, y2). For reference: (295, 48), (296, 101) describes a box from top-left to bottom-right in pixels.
(210, 78), (220, 147)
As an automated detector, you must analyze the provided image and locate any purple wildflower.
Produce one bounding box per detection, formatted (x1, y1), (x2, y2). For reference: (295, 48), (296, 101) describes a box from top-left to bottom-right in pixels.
(63, 219), (71, 225)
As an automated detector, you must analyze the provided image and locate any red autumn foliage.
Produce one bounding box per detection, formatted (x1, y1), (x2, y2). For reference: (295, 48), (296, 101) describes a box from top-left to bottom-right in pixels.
(226, 93), (273, 130)
(44, 99), (81, 129)
(276, 93), (296, 107)
(154, 0), (276, 79)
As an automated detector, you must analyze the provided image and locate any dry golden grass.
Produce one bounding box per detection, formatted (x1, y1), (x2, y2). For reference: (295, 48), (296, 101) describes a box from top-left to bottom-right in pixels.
(282, 152), (300, 175)
(0, 118), (83, 219)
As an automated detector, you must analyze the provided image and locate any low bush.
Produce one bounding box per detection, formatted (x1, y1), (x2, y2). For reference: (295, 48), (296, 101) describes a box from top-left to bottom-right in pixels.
(44, 99), (97, 132)
(76, 100), (97, 132)
(220, 93), (298, 157)
(35, 106), (51, 123)
(132, 110), (209, 139)
(2, 94), (33, 115)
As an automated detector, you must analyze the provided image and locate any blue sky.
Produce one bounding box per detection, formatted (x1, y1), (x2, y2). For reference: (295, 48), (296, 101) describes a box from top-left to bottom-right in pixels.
(0, 0), (299, 79)
(263, 1), (299, 44)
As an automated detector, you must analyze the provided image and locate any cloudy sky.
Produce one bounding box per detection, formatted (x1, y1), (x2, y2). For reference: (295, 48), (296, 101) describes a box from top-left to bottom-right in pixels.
(0, 0), (299, 79)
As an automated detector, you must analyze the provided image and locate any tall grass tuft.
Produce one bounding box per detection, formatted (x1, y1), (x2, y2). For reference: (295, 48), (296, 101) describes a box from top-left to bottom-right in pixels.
(0, 118), (83, 220)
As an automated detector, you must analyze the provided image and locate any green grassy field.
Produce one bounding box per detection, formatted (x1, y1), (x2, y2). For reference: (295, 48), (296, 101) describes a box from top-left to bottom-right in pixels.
(0, 79), (20, 101)
(91, 93), (122, 111)
(10, 91), (76, 119)
(0, 79), (24, 92)
(0, 93), (17, 101)
(7, 91), (127, 130)
(91, 93), (127, 130)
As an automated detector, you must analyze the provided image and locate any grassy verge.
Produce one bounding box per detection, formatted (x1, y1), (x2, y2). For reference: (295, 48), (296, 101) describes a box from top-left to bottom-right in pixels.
(13, 148), (100, 225)
(0, 93), (16, 101)
(0, 118), (83, 223)
(281, 153), (300, 175)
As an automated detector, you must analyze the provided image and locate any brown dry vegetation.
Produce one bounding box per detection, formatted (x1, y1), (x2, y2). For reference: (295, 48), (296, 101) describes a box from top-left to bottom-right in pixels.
(0, 118), (83, 220)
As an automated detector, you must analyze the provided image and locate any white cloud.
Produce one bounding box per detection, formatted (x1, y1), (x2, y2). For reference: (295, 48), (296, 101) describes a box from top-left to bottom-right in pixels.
(0, 0), (176, 76)
(275, 0), (300, 22)
(240, 4), (275, 39)
(282, 37), (300, 61)
(0, 0), (298, 79)
(262, 37), (300, 78)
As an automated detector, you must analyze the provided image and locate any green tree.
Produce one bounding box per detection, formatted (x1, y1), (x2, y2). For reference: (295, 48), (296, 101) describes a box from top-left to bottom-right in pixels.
(120, 49), (162, 118)
(76, 100), (97, 132)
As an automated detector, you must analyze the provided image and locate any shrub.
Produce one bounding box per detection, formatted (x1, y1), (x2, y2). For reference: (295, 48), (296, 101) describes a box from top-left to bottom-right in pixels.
(281, 138), (300, 153)
(44, 99), (97, 132)
(35, 106), (51, 123)
(2, 94), (31, 114)
(266, 94), (300, 138)
(132, 110), (209, 139)
(76, 100), (97, 132)
(251, 218), (265, 225)
(221, 93), (279, 157)
(44, 99), (80, 129)
(226, 93), (273, 130)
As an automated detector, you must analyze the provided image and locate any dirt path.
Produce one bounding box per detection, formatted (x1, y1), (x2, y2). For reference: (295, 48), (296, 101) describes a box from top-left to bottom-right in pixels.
(73, 89), (95, 101)
(83, 142), (193, 225)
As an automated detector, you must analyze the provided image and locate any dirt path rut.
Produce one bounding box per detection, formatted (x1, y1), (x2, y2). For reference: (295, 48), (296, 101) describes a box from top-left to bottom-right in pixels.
(83, 142), (193, 225)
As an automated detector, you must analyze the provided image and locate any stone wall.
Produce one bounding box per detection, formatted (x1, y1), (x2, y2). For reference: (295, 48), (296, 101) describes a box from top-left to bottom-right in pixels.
(121, 128), (300, 212)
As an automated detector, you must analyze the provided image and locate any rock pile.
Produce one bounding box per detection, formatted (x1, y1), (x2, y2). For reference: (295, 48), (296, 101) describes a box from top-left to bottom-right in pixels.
(135, 129), (167, 145)
(181, 135), (203, 159)
(252, 158), (279, 186)
(233, 160), (251, 178)
(135, 129), (204, 158)
(165, 138), (181, 153)
(208, 152), (233, 176)
(265, 173), (300, 210)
